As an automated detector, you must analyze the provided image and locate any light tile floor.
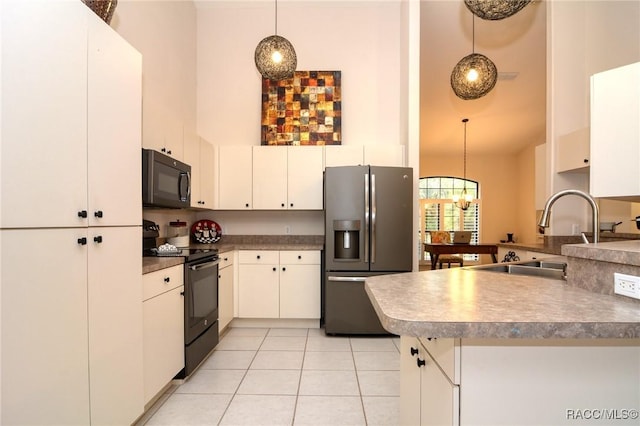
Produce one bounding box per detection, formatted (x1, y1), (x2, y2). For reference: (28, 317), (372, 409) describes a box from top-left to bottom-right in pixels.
(140, 327), (400, 426)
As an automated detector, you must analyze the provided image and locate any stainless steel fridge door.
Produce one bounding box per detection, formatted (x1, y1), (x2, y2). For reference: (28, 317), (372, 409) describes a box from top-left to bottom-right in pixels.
(324, 166), (369, 271)
(369, 166), (413, 272)
(324, 272), (390, 335)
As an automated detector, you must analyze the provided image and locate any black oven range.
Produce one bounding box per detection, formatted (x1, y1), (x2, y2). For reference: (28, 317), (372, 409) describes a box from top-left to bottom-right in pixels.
(144, 242), (220, 378)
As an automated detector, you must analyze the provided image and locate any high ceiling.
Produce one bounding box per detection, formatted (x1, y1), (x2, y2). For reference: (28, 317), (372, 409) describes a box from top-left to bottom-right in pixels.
(420, 0), (547, 155)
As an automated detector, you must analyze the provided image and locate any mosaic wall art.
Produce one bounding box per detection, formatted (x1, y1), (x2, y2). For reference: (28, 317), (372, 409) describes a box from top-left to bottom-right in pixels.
(261, 71), (341, 145)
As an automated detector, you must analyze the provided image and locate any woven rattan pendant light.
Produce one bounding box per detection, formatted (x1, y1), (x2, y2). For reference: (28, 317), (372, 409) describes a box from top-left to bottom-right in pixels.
(453, 118), (473, 211)
(450, 15), (497, 100)
(464, 0), (531, 21)
(254, 0), (297, 81)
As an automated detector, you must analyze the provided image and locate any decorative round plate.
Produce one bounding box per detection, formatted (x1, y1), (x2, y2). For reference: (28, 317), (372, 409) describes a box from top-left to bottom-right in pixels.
(191, 219), (222, 244)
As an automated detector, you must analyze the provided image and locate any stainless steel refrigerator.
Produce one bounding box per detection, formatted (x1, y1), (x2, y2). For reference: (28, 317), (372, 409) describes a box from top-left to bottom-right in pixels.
(324, 165), (413, 334)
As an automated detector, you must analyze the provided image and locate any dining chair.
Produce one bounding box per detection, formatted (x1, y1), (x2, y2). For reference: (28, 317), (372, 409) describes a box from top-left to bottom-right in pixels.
(429, 231), (464, 268)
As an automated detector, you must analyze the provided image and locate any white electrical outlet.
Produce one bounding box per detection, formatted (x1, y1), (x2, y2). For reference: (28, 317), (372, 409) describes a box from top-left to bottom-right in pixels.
(285, 225), (291, 235)
(614, 273), (640, 300)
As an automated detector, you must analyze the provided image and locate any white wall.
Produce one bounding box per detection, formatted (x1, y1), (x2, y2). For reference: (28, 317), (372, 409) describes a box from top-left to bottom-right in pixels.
(112, 0), (197, 153)
(196, 0), (404, 147)
(547, 0), (640, 236)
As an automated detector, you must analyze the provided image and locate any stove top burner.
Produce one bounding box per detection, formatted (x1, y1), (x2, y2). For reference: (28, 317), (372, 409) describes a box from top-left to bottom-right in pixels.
(143, 247), (218, 262)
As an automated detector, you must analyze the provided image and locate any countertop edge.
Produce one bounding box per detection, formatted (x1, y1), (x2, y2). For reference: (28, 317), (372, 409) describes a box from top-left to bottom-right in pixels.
(364, 271), (640, 340)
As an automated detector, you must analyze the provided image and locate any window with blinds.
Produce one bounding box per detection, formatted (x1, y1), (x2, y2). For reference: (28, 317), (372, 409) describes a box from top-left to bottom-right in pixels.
(419, 176), (480, 262)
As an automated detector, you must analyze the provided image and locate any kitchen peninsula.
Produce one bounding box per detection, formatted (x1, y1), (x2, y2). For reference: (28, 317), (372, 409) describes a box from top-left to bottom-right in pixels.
(365, 241), (640, 425)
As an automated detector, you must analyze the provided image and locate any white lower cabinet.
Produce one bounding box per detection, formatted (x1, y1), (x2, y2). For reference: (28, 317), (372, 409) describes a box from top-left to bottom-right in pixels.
(218, 252), (235, 332)
(238, 251), (280, 318)
(400, 337), (459, 426)
(400, 336), (640, 425)
(238, 250), (320, 319)
(88, 227), (144, 425)
(1, 227), (143, 425)
(279, 251), (321, 319)
(142, 265), (185, 405)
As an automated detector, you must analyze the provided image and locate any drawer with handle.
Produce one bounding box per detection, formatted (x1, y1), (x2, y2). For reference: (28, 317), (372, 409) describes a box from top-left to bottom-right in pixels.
(143, 264), (184, 301)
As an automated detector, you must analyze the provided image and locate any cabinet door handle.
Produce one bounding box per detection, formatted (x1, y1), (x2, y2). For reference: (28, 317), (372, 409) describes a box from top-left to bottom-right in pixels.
(281, 203), (285, 207)
(77, 237), (87, 245)
(583, 158), (589, 163)
(426, 337), (436, 341)
(272, 267), (277, 271)
(417, 358), (426, 367)
(410, 347), (418, 356)
(164, 277), (170, 283)
(94, 210), (103, 218)
(93, 235), (103, 244)
(245, 203), (250, 208)
(180, 291), (184, 296)
(257, 255), (261, 260)
(78, 210), (88, 218)
(161, 148), (166, 153)
(282, 267), (286, 272)
(298, 255), (302, 260)
(290, 203), (294, 207)
(167, 150), (172, 155)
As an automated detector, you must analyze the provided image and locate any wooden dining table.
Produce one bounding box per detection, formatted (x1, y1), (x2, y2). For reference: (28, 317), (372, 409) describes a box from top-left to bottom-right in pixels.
(423, 243), (499, 270)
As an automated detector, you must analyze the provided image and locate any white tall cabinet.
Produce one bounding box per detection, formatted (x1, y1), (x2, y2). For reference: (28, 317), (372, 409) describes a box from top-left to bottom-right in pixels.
(1, 2), (144, 424)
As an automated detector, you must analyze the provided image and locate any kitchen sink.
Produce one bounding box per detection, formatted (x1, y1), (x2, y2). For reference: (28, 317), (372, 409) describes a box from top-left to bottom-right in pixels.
(474, 260), (567, 280)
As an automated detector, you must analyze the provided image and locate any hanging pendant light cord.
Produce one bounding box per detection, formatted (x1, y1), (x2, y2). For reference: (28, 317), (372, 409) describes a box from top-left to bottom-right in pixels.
(471, 15), (475, 54)
(274, 0), (278, 35)
(463, 118), (468, 191)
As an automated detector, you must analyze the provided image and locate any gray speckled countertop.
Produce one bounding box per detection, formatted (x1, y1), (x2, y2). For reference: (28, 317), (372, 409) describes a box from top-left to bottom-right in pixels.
(562, 240), (640, 266)
(364, 267), (640, 339)
(143, 235), (323, 274)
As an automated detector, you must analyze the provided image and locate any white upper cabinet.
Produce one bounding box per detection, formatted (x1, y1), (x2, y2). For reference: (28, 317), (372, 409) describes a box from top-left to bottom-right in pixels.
(325, 145), (364, 167)
(252, 146), (324, 210)
(142, 106), (184, 161)
(535, 143), (547, 210)
(200, 139), (216, 208)
(590, 62), (640, 200)
(288, 146), (324, 209)
(87, 14), (142, 226)
(185, 134), (216, 208)
(253, 146), (288, 209)
(1, 1), (88, 228)
(556, 128), (590, 173)
(218, 145), (253, 209)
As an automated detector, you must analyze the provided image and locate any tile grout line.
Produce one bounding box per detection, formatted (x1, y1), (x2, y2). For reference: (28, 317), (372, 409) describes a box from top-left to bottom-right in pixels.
(216, 331), (267, 426)
(289, 328), (310, 426)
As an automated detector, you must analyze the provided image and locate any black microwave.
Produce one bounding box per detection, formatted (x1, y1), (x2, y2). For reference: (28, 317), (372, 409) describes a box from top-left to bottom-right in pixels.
(142, 148), (191, 208)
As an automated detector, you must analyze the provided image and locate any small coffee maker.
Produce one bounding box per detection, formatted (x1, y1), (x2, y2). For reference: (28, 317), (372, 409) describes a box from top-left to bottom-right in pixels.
(142, 219), (160, 255)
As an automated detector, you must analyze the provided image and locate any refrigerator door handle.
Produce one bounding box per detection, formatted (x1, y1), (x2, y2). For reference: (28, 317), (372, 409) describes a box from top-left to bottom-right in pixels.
(328, 276), (367, 282)
(371, 173), (376, 263)
(364, 173), (369, 263)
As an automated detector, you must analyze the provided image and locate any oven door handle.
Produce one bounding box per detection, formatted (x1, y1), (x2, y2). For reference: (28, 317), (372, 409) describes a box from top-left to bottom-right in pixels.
(189, 258), (220, 271)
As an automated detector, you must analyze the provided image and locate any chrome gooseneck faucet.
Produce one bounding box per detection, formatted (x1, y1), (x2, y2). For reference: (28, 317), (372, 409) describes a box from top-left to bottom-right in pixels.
(537, 189), (599, 244)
